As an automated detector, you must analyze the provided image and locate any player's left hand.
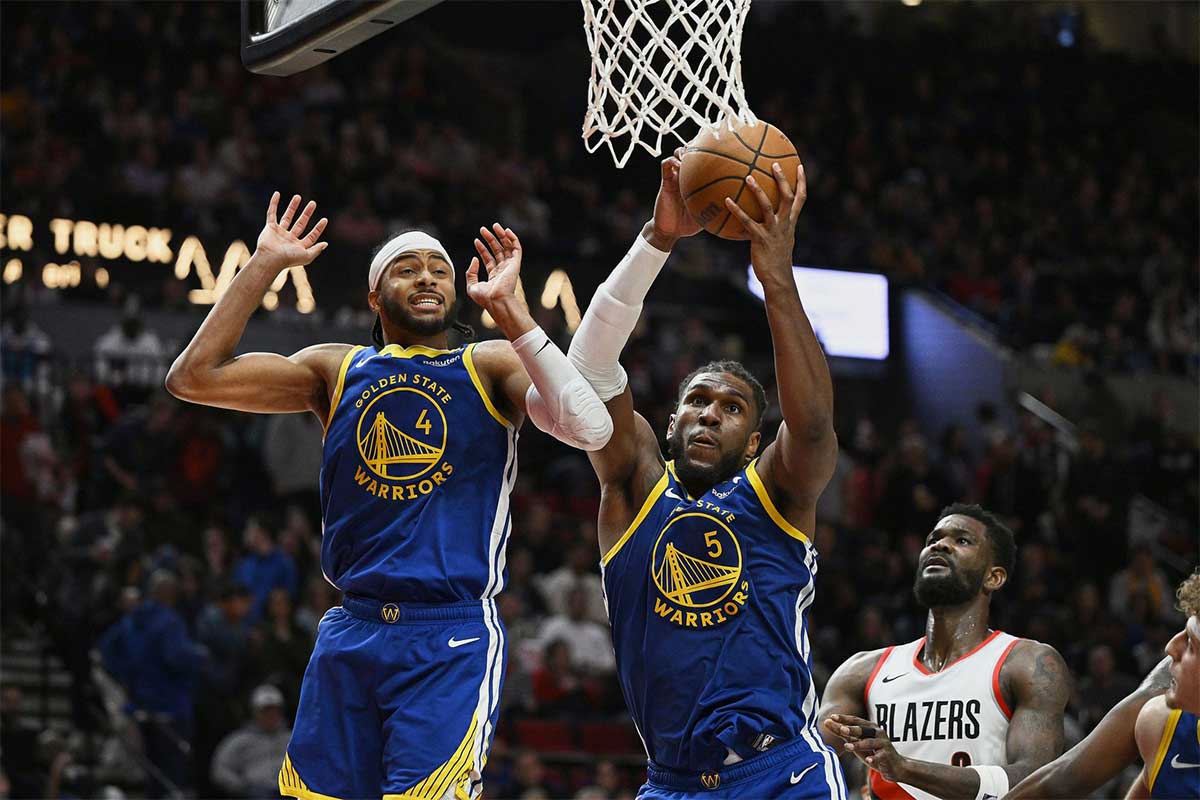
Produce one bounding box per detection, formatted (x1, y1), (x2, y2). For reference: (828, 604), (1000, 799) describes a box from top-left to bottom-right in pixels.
(649, 147), (703, 248)
(466, 223), (526, 313)
(824, 713), (908, 781)
(724, 162), (806, 286)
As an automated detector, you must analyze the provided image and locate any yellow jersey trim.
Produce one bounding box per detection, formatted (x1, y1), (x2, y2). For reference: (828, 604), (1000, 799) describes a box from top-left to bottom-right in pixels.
(746, 458), (810, 545)
(379, 343), (458, 358)
(1148, 707), (1183, 791)
(324, 345), (366, 438)
(390, 714), (479, 800)
(601, 467), (669, 567)
(279, 753), (343, 800)
(665, 461), (694, 500)
(462, 343), (512, 429)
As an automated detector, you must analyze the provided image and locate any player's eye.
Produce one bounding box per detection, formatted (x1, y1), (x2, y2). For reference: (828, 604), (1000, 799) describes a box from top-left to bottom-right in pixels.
(958, 537), (970, 545)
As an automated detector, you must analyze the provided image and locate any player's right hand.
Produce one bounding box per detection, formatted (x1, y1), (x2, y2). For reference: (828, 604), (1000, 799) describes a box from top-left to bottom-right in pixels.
(255, 192), (329, 270)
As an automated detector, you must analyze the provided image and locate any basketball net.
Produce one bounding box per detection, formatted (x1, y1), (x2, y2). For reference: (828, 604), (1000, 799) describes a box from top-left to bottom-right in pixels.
(581, 0), (756, 168)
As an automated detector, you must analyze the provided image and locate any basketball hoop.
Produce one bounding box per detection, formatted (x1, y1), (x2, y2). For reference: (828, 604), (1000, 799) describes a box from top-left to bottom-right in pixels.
(581, 0), (756, 168)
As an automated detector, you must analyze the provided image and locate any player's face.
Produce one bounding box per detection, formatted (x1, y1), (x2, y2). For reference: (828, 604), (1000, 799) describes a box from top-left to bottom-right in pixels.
(667, 372), (760, 491)
(371, 250), (457, 336)
(913, 515), (995, 608)
(1163, 615), (1200, 713)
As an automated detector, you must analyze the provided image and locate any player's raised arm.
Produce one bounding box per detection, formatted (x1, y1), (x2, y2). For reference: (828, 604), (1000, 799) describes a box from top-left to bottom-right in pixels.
(464, 224), (613, 451)
(570, 152), (701, 490)
(724, 164), (837, 528)
(166, 192), (349, 417)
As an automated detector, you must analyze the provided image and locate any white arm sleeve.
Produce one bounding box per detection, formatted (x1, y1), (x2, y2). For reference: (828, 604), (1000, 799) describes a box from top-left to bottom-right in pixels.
(514, 326), (613, 451)
(968, 765), (1009, 800)
(568, 234), (670, 401)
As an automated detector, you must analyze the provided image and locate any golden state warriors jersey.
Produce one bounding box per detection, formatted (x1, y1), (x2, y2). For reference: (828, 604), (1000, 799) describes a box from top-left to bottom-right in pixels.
(1148, 709), (1200, 799)
(601, 459), (829, 773)
(320, 344), (517, 602)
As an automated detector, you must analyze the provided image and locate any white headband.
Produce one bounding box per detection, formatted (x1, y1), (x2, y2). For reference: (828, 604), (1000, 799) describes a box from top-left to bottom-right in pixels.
(368, 232), (454, 291)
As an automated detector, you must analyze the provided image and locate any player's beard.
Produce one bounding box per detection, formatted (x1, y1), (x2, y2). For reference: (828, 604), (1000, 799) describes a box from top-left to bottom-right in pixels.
(667, 426), (746, 492)
(914, 562), (985, 608)
(379, 293), (454, 336)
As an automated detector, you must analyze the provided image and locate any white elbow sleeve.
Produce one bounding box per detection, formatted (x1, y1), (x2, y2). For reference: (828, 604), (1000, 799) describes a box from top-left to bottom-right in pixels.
(968, 765), (1009, 800)
(568, 235), (670, 402)
(513, 327), (613, 451)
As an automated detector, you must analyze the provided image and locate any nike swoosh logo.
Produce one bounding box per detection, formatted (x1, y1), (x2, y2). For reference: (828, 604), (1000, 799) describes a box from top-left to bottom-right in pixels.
(790, 764), (817, 785)
(665, 488), (683, 500)
(535, 340), (553, 355)
(448, 637), (480, 648)
(1172, 754), (1200, 769)
(881, 673), (908, 684)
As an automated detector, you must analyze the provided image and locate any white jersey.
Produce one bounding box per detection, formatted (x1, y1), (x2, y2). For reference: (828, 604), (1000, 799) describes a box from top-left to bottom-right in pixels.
(863, 630), (1021, 800)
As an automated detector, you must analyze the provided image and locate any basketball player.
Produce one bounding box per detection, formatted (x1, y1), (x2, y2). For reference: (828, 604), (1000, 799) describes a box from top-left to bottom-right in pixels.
(166, 193), (614, 800)
(819, 503), (1072, 800)
(565, 153), (848, 798)
(1005, 569), (1200, 800)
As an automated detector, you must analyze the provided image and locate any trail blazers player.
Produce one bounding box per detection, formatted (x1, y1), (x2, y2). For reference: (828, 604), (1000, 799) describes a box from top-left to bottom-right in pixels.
(820, 504), (1071, 800)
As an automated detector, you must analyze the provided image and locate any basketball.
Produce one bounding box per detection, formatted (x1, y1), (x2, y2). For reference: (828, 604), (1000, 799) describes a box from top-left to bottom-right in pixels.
(679, 120), (800, 240)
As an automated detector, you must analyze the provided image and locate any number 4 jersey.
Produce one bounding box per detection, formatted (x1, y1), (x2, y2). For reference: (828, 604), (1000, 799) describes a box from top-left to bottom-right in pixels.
(863, 630), (1022, 800)
(319, 344), (518, 602)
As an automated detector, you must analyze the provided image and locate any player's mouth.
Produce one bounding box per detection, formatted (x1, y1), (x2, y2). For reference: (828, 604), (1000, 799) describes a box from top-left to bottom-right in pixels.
(408, 292), (445, 311)
(689, 432), (719, 449)
(922, 555), (951, 574)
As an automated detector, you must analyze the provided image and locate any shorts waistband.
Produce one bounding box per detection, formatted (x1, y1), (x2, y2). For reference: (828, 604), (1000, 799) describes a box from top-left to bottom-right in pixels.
(646, 734), (826, 792)
(341, 594), (488, 624)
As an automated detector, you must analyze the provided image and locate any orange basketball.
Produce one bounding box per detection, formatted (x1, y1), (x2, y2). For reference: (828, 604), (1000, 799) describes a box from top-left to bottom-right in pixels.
(679, 120), (800, 240)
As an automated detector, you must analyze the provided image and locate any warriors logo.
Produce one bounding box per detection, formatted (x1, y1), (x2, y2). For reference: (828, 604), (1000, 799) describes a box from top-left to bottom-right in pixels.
(650, 512), (750, 629)
(356, 387), (447, 481)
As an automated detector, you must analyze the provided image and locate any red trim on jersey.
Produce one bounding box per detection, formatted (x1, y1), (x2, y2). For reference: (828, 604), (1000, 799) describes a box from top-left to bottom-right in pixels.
(991, 638), (1021, 719)
(864, 646), (895, 708)
(870, 770), (918, 800)
(912, 629), (1003, 675)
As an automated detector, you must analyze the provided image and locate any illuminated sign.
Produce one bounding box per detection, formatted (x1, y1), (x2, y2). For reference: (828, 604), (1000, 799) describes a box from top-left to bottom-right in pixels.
(746, 265), (889, 360)
(0, 213), (315, 313)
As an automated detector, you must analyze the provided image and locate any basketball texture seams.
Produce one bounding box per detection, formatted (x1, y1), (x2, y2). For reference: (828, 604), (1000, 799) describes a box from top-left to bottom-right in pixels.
(679, 120), (799, 240)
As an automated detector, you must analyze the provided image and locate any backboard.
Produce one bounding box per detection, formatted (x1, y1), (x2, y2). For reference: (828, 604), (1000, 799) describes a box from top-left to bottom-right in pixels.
(241, 0), (441, 76)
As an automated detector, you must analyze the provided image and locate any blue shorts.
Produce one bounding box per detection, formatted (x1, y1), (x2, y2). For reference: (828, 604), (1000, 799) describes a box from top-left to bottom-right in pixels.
(637, 731), (848, 800)
(279, 595), (506, 800)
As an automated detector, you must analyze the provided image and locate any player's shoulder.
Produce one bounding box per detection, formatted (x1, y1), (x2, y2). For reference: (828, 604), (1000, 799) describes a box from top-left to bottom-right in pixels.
(1133, 694), (1173, 755)
(1001, 638), (1072, 701)
(464, 337), (519, 374)
(292, 342), (360, 380)
(834, 646), (894, 683)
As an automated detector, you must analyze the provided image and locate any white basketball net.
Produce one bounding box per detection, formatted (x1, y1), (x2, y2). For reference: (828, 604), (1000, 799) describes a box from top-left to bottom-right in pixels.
(581, 0), (756, 168)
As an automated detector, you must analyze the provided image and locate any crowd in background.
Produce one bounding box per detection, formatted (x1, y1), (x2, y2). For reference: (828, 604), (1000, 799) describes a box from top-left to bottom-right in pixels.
(1, 1), (1198, 798)
(3, 2), (1198, 375)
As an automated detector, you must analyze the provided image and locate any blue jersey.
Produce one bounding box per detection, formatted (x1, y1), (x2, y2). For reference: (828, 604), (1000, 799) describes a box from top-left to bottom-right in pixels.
(320, 343), (518, 602)
(1149, 709), (1200, 799)
(601, 459), (824, 773)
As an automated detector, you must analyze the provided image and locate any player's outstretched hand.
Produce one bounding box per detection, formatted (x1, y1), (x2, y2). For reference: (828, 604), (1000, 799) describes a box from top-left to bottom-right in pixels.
(824, 713), (908, 782)
(724, 162), (806, 285)
(255, 192), (329, 270)
(466, 223), (525, 313)
(649, 148), (703, 249)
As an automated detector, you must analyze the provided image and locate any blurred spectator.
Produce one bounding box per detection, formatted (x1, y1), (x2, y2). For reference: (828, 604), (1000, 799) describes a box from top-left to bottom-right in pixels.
(1109, 547), (1174, 622)
(0, 686), (43, 798)
(210, 684), (291, 798)
(97, 569), (204, 793)
(0, 306), (52, 392)
(493, 751), (563, 800)
(532, 639), (600, 717)
(262, 412), (324, 513)
(538, 587), (616, 678)
(93, 298), (166, 403)
(252, 587), (313, 700)
(1074, 644), (1138, 731)
(536, 542), (608, 626)
(233, 515), (299, 623)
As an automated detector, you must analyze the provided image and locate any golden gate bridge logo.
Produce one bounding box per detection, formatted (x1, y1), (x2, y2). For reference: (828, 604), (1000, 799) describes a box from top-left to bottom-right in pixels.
(355, 388), (447, 481)
(650, 513), (743, 609)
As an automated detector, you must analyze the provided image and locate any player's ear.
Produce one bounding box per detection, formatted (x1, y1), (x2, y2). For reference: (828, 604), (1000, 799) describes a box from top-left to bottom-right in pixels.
(666, 414), (677, 439)
(744, 430), (761, 462)
(984, 566), (1007, 593)
(367, 289), (381, 314)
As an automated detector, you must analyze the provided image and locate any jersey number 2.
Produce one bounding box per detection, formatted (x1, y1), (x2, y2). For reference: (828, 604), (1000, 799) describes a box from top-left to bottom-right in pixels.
(951, 751), (972, 767)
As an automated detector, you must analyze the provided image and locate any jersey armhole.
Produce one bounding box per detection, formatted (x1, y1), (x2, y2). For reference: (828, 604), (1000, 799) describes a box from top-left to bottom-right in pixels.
(463, 343), (513, 429)
(991, 638), (1022, 719)
(600, 469), (669, 567)
(745, 458), (810, 545)
(863, 646), (894, 708)
(1147, 708), (1184, 792)
(323, 345), (366, 438)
